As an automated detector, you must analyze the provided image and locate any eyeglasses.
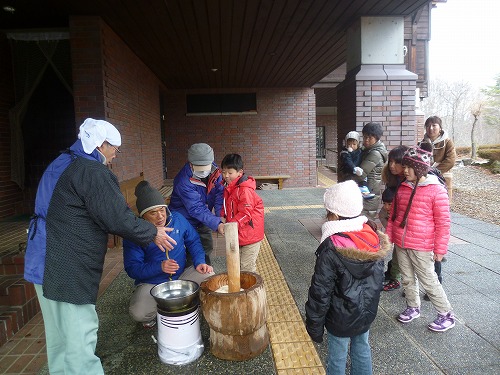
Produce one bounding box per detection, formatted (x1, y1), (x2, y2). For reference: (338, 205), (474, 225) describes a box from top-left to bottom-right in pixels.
(106, 142), (121, 153)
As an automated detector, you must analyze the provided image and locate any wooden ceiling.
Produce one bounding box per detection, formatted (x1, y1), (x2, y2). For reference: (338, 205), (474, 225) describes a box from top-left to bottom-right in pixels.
(1, 0), (431, 90)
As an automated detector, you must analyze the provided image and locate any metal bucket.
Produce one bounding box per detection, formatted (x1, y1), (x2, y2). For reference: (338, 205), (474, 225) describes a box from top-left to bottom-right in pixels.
(157, 304), (203, 365)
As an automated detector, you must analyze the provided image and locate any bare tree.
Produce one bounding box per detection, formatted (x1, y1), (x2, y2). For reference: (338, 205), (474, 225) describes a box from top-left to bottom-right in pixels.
(421, 79), (487, 146)
(470, 101), (485, 159)
(441, 80), (474, 142)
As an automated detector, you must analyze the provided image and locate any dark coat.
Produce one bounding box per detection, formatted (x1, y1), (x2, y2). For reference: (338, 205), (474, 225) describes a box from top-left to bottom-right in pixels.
(28, 140), (157, 305)
(305, 227), (390, 340)
(338, 147), (362, 182)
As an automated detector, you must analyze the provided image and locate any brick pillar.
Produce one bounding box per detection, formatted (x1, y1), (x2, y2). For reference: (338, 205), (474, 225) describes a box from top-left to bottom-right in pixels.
(337, 65), (417, 153)
(338, 16), (418, 154)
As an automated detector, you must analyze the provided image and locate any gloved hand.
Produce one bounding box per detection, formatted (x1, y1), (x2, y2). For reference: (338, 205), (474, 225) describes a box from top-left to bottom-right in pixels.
(353, 167), (363, 176)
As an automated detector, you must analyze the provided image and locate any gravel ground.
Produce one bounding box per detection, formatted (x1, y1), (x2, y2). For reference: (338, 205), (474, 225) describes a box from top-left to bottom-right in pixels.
(451, 164), (500, 226)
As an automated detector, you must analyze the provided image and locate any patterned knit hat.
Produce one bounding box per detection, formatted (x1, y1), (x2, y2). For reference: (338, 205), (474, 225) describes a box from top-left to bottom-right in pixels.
(324, 180), (363, 218)
(402, 146), (432, 179)
(135, 181), (167, 217)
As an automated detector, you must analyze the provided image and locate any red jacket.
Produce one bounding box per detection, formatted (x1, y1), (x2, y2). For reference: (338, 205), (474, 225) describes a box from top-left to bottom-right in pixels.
(386, 175), (450, 255)
(221, 175), (265, 246)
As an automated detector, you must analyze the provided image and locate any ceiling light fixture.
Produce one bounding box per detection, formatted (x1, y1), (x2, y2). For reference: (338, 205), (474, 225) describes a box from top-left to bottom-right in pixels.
(3, 6), (15, 13)
(211, 68), (218, 72)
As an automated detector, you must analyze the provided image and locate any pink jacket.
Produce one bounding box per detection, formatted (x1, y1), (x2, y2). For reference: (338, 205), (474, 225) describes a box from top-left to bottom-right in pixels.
(386, 175), (450, 255)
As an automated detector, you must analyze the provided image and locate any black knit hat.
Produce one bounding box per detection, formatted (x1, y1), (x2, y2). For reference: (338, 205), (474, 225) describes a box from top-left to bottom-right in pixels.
(362, 122), (383, 140)
(135, 181), (167, 217)
(382, 186), (396, 203)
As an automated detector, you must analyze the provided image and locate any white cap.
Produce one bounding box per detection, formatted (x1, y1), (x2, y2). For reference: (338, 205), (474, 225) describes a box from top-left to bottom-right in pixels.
(345, 131), (360, 144)
(78, 118), (121, 154)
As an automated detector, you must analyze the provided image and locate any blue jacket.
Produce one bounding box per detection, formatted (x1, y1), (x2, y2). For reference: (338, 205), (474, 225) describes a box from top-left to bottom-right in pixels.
(123, 211), (206, 285)
(168, 162), (223, 231)
(24, 140), (106, 285)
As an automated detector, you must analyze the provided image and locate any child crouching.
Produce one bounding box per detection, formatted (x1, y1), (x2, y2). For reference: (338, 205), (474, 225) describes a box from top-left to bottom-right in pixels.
(386, 144), (455, 332)
(305, 180), (390, 375)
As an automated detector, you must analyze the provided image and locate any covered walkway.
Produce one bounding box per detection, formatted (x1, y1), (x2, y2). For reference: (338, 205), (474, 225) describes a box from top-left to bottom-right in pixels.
(1, 167), (499, 374)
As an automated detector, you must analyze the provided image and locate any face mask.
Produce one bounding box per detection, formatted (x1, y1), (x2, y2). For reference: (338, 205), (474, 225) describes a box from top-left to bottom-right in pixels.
(193, 170), (210, 179)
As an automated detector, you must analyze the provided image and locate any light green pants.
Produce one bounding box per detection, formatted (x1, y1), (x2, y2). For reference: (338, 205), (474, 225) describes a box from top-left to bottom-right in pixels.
(395, 246), (452, 313)
(35, 284), (104, 375)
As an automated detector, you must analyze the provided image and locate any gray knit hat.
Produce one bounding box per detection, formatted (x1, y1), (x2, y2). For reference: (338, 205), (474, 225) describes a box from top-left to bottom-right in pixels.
(188, 143), (214, 168)
(135, 181), (167, 217)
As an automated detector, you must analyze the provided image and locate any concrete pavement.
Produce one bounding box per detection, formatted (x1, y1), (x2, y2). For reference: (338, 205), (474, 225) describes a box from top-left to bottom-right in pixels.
(34, 186), (500, 375)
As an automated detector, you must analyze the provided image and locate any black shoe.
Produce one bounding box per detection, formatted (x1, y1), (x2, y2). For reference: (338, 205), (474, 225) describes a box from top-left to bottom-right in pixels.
(423, 293), (430, 301)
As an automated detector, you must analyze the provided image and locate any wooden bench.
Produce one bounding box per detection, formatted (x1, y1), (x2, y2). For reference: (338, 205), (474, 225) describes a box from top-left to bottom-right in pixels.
(119, 173), (144, 215)
(110, 173), (144, 248)
(253, 175), (291, 190)
(158, 184), (174, 205)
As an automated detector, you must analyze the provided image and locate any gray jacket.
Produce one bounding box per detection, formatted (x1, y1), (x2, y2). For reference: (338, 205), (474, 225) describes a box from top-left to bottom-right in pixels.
(355, 140), (388, 212)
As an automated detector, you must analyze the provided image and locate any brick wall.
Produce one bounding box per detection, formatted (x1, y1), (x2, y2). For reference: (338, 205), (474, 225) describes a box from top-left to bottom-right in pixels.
(338, 76), (417, 154)
(71, 17), (164, 188)
(164, 88), (317, 188)
(0, 34), (21, 218)
(70, 17), (106, 125)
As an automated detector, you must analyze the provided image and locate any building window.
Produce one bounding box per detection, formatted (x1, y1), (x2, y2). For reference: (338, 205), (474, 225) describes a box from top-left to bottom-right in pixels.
(186, 93), (257, 115)
(316, 126), (325, 158)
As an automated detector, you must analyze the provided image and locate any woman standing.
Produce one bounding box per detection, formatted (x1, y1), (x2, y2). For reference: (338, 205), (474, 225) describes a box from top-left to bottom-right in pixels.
(421, 116), (456, 201)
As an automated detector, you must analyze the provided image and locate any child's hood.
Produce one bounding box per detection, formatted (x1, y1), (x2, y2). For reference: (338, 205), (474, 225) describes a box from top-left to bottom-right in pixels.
(225, 174), (256, 191)
(423, 130), (450, 149)
(322, 217), (391, 279)
(334, 230), (391, 279)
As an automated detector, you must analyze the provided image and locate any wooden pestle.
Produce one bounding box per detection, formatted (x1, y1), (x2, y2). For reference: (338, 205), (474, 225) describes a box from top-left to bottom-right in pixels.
(224, 222), (241, 293)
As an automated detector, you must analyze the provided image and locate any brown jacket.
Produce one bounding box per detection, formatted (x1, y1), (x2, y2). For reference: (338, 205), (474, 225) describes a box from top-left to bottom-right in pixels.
(422, 130), (456, 173)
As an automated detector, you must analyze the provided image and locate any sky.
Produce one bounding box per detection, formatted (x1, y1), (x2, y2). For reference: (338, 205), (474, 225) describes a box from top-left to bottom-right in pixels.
(429, 0), (500, 89)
